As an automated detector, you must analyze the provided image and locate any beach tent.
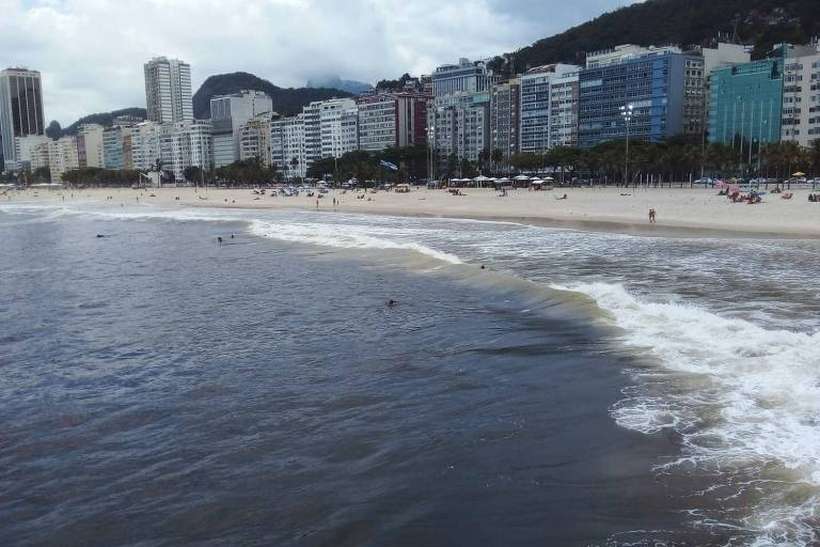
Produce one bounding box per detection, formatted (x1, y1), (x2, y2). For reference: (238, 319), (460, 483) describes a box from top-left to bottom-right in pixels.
(512, 174), (530, 188)
(474, 175), (492, 187)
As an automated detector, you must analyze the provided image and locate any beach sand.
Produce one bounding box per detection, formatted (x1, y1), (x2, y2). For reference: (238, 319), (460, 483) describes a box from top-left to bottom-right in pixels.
(5, 185), (820, 238)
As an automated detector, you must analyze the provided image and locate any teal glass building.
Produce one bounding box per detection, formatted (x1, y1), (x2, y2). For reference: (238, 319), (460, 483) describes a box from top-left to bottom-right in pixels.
(708, 59), (783, 145)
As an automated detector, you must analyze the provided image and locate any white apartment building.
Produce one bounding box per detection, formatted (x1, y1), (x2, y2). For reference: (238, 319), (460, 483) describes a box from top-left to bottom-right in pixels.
(357, 95), (396, 151)
(210, 90), (273, 167)
(319, 98), (358, 159)
(519, 64), (581, 153)
(239, 113), (274, 166)
(14, 134), (50, 170)
(271, 115), (306, 179)
(144, 57), (193, 124)
(301, 101), (322, 174)
(169, 120), (212, 182)
(782, 42), (820, 147)
(131, 121), (162, 171)
(48, 136), (80, 183)
(29, 140), (50, 171)
(76, 124), (104, 168)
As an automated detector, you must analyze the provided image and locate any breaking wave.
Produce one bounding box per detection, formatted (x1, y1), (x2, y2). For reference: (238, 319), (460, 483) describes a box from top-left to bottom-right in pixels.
(552, 282), (820, 545)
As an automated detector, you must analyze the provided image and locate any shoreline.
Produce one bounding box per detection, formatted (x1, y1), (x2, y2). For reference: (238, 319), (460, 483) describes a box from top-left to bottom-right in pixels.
(5, 186), (820, 239)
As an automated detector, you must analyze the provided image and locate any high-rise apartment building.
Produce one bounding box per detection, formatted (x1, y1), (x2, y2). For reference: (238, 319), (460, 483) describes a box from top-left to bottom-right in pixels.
(13, 134), (50, 171)
(489, 79), (520, 158)
(780, 42), (820, 147)
(169, 120), (212, 181)
(76, 124), (105, 168)
(301, 101), (323, 174)
(519, 64), (581, 153)
(131, 121), (162, 172)
(271, 115), (306, 179)
(144, 57), (193, 124)
(428, 91), (490, 163)
(210, 90), (273, 167)
(356, 92), (430, 152)
(240, 113), (274, 167)
(432, 58), (496, 97)
(319, 98), (358, 159)
(0, 68), (45, 172)
(47, 136), (80, 183)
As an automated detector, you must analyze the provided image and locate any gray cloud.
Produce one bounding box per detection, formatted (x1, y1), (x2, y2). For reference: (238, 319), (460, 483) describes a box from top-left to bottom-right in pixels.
(2, 0), (638, 125)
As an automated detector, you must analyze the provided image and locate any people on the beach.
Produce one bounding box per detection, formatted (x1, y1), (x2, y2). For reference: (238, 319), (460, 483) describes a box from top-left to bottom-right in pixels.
(217, 236), (223, 245)
(649, 209), (656, 224)
(386, 299), (398, 308)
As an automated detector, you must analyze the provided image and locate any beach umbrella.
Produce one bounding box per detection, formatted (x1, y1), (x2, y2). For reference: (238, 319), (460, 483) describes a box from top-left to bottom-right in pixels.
(514, 175), (530, 181)
(543, 176), (555, 181)
(496, 177), (511, 184)
(792, 172), (806, 177)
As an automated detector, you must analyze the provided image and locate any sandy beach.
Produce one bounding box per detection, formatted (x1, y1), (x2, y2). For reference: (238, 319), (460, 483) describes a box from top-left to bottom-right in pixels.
(5, 185), (820, 237)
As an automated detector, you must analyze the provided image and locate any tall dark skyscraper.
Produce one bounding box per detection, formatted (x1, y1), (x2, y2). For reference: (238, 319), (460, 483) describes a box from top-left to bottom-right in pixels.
(0, 68), (45, 172)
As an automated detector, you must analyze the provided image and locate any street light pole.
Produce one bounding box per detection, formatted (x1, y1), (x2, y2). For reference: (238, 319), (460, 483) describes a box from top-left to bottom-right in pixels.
(620, 104), (634, 187)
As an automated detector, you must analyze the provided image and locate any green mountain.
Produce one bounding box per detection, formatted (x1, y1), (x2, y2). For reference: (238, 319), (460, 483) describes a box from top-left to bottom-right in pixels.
(61, 107), (147, 136)
(192, 72), (353, 119)
(490, 0), (818, 75)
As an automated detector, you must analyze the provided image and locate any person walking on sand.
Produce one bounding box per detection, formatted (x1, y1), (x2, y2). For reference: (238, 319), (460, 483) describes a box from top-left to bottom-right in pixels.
(649, 208), (656, 224)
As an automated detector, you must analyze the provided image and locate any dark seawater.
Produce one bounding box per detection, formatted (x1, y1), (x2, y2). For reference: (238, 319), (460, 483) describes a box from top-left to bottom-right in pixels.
(1, 204), (819, 546)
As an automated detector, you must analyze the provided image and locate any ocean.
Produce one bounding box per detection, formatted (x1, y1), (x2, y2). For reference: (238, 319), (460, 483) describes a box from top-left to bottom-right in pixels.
(1, 202), (819, 546)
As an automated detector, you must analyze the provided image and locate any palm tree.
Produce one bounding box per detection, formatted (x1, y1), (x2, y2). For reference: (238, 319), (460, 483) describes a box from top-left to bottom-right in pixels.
(491, 148), (504, 175)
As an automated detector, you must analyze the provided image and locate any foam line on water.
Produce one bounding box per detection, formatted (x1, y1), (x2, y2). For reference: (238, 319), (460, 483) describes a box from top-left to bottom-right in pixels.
(248, 219), (463, 264)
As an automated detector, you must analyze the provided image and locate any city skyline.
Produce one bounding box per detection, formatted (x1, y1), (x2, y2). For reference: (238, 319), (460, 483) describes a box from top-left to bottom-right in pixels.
(2, 0), (640, 125)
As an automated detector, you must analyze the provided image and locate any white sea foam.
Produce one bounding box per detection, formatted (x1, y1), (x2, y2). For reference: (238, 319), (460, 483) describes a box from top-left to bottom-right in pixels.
(552, 281), (820, 544)
(248, 219), (463, 264)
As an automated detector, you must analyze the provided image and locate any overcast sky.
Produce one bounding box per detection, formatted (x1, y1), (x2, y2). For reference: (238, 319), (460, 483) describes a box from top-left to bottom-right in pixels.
(2, 0), (640, 125)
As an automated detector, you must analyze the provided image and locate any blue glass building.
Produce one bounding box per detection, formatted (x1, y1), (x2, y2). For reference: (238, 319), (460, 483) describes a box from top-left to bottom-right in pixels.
(578, 52), (693, 148)
(707, 59), (783, 146)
